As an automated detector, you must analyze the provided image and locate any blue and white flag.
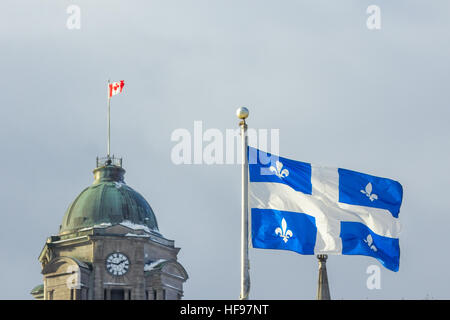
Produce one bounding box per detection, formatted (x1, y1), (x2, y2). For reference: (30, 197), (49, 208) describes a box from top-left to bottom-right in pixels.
(248, 147), (403, 271)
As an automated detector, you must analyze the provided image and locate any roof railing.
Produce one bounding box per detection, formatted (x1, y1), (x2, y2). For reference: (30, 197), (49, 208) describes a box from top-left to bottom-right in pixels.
(96, 156), (122, 168)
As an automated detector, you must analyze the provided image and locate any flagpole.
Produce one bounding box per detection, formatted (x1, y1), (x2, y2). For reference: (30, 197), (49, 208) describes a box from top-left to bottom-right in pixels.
(107, 80), (111, 159)
(316, 254), (331, 300)
(237, 107), (250, 300)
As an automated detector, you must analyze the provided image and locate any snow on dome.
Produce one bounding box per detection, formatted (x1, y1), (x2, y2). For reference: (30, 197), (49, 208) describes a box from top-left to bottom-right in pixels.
(120, 220), (155, 233)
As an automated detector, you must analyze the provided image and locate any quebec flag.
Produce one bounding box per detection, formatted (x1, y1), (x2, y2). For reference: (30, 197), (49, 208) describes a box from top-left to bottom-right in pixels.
(248, 147), (403, 271)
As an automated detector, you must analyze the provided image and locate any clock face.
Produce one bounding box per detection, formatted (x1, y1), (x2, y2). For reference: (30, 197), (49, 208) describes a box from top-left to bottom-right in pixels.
(105, 252), (130, 276)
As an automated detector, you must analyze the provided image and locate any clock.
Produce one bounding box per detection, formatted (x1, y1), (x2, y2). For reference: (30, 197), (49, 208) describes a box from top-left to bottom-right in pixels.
(105, 252), (130, 276)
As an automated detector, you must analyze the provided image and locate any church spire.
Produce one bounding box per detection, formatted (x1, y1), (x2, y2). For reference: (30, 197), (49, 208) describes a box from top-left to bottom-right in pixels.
(316, 254), (331, 300)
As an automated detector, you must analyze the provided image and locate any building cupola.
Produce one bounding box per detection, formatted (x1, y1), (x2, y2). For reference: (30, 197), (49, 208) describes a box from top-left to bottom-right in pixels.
(59, 156), (159, 235)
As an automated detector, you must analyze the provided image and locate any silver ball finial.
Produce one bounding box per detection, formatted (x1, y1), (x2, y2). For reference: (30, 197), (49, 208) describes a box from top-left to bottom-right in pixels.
(236, 107), (249, 120)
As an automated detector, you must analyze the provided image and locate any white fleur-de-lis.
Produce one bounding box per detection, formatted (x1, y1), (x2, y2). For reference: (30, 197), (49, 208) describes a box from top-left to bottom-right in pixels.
(363, 234), (378, 252)
(275, 218), (293, 243)
(360, 182), (378, 202)
(270, 161), (289, 179)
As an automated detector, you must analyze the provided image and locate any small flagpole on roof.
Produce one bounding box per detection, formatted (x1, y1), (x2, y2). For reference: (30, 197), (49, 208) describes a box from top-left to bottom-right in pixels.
(104, 79), (124, 165)
(237, 106), (250, 300)
(107, 79), (111, 159)
(316, 254), (331, 300)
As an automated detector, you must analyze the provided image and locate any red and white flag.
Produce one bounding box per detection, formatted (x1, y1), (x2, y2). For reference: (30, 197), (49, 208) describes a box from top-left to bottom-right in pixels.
(108, 80), (125, 98)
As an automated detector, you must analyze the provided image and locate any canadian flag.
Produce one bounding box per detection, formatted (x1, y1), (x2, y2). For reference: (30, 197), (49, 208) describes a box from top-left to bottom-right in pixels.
(108, 80), (125, 98)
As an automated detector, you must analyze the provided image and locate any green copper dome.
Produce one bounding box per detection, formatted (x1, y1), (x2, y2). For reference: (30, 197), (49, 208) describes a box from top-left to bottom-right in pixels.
(59, 163), (159, 235)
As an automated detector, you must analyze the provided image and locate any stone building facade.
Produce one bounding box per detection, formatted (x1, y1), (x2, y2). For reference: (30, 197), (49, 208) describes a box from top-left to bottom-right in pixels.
(31, 158), (188, 300)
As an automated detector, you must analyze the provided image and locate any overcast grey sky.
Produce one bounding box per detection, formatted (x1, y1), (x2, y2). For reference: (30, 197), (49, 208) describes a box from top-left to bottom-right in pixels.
(1, 0), (449, 299)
